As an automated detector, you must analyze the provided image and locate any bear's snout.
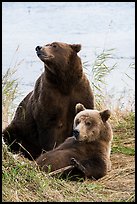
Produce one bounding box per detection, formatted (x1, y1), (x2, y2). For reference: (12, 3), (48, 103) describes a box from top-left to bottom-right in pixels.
(72, 129), (79, 138)
(35, 46), (42, 51)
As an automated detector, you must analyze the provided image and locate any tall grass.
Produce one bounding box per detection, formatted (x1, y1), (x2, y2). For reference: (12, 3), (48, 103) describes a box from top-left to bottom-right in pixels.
(2, 45), (24, 129)
(83, 48), (117, 111)
(92, 49), (116, 92)
(2, 67), (19, 129)
(83, 48), (135, 114)
(90, 48), (117, 109)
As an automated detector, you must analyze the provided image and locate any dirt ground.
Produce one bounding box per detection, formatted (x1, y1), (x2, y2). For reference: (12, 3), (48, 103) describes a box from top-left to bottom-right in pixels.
(86, 152), (135, 202)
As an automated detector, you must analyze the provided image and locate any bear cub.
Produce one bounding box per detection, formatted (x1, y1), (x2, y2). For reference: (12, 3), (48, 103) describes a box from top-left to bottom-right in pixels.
(36, 103), (113, 180)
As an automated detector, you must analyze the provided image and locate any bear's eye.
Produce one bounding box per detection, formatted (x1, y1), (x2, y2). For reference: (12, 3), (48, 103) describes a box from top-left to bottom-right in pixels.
(85, 121), (91, 126)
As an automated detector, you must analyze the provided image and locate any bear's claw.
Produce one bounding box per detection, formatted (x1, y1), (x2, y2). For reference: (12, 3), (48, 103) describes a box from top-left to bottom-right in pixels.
(71, 157), (86, 174)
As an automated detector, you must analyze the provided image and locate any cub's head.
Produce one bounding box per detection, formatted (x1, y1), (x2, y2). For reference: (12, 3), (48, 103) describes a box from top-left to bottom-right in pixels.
(73, 103), (112, 142)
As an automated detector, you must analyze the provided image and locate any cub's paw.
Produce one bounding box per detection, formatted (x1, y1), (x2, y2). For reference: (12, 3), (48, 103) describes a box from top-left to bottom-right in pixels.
(71, 157), (86, 174)
(71, 157), (79, 167)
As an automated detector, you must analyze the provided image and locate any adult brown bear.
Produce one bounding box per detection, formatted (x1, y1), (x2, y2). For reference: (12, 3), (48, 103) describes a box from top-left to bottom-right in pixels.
(2, 42), (94, 160)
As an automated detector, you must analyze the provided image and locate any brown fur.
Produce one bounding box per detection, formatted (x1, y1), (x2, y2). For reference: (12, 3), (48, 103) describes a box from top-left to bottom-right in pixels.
(2, 42), (94, 160)
(36, 103), (113, 180)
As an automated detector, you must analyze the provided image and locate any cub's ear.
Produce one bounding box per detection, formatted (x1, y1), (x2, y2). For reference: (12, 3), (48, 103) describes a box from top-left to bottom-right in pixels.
(75, 103), (85, 114)
(100, 110), (111, 122)
(70, 44), (81, 53)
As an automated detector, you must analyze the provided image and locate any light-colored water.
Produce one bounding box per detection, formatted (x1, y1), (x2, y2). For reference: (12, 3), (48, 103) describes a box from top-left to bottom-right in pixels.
(2, 2), (135, 109)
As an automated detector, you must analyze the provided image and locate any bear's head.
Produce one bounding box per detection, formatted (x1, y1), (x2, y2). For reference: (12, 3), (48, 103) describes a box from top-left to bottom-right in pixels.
(35, 42), (82, 76)
(73, 103), (113, 142)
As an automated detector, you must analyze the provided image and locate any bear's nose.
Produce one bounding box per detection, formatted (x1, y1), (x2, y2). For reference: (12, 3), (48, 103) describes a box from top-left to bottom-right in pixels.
(72, 129), (79, 138)
(35, 46), (42, 51)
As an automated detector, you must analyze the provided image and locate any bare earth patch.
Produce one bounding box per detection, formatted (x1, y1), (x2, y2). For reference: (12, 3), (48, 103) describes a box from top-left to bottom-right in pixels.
(90, 153), (135, 202)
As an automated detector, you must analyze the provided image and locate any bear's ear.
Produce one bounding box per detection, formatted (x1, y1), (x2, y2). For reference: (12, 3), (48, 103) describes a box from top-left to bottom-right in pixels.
(100, 110), (111, 122)
(75, 103), (85, 114)
(70, 44), (81, 53)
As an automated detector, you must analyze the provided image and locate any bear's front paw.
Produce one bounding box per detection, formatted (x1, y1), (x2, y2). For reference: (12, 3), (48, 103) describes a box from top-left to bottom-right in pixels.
(71, 157), (79, 167)
(71, 158), (86, 174)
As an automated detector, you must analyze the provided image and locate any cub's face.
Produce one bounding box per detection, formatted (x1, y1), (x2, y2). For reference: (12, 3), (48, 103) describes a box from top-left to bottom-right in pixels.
(73, 103), (111, 142)
(73, 110), (103, 142)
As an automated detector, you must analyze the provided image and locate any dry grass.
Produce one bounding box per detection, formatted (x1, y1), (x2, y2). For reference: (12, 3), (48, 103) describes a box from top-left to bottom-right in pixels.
(94, 153), (135, 202)
(2, 67), (21, 130)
